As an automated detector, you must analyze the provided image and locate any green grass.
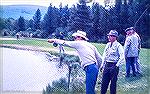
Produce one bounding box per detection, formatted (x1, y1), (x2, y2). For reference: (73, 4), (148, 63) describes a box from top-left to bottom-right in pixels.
(0, 37), (106, 53)
(1, 37), (150, 94)
(0, 38), (52, 47)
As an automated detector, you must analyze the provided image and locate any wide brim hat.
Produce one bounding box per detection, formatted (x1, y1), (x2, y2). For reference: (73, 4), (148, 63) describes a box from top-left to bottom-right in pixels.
(107, 30), (118, 37)
(72, 30), (89, 40)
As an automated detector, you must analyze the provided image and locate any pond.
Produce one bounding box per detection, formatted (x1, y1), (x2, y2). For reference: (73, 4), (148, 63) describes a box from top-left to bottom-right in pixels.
(1, 47), (68, 91)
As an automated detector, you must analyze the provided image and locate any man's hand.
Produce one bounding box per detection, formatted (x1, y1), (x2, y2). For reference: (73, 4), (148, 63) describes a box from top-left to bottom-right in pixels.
(115, 66), (119, 71)
(100, 67), (103, 72)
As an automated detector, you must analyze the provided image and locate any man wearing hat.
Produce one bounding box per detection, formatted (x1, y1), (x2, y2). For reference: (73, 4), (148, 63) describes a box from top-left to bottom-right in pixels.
(100, 30), (125, 94)
(48, 30), (102, 94)
(124, 27), (141, 77)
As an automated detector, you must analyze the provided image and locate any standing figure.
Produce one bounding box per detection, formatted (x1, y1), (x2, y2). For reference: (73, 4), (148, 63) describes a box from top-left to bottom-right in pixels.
(124, 27), (139, 77)
(130, 27), (141, 74)
(16, 32), (20, 39)
(100, 30), (125, 94)
(48, 30), (102, 94)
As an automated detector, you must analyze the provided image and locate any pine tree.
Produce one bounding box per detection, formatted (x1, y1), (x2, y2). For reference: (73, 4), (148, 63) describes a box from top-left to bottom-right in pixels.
(59, 4), (70, 28)
(33, 8), (41, 30)
(91, 3), (106, 41)
(68, 0), (92, 33)
(17, 16), (25, 32)
(28, 19), (34, 31)
(120, 0), (129, 29)
(113, 0), (122, 31)
(43, 4), (59, 36)
(0, 18), (5, 30)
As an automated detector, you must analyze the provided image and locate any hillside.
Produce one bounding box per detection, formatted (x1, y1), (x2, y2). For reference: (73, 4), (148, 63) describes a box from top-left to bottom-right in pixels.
(1, 5), (48, 20)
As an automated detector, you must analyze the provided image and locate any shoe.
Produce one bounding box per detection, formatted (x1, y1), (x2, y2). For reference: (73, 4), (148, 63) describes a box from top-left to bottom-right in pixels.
(136, 72), (143, 76)
(125, 75), (130, 77)
(133, 74), (136, 77)
(136, 72), (141, 74)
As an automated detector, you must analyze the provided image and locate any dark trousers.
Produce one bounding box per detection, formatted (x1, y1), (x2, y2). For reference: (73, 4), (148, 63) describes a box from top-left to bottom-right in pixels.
(84, 63), (99, 94)
(101, 62), (119, 94)
(126, 57), (136, 76)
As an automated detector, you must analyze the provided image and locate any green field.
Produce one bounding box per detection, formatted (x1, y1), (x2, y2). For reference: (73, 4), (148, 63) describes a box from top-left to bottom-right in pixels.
(0, 37), (150, 94)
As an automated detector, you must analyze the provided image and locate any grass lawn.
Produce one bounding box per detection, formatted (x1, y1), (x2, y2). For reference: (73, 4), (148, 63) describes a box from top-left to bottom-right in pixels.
(0, 37), (150, 94)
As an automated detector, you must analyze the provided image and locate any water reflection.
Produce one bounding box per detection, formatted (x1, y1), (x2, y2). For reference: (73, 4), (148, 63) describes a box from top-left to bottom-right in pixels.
(2, 47), (68, 91)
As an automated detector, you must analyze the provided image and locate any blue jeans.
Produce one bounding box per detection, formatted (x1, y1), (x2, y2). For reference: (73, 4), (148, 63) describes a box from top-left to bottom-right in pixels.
(134, 57), (141, 73)
(84, 63), (99, 94)
(126, 57), (136, 76)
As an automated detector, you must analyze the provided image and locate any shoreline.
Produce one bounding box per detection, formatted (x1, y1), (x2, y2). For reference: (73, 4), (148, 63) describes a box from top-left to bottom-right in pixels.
(0, 44), (78, 56)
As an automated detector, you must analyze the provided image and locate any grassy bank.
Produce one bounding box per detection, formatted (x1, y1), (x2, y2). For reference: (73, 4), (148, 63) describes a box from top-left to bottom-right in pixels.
(1, 37), (150, 94)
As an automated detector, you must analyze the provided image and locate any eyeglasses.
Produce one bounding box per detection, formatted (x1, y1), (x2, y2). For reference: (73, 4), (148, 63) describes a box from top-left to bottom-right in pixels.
(108, 35), (116, 37)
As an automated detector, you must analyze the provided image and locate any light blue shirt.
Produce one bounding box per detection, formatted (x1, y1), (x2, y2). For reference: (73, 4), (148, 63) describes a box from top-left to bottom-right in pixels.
(101, 40), (125, 68)
(124, 34), (139, 57)
(54, 39), (102, 68)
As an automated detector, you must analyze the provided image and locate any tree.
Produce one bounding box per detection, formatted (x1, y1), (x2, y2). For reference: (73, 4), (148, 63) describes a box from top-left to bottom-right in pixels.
(113, 0), (122, 31)
(68, 0), (92, 34)
(120, 0), (129, 30)
(4, 18), (16, 32)
(33, 8), (41, 30)
(42, 4), (59, 37)
(67, 5), (77, 32)
(91, 3), (107, 42)
(52, 78), (68, 92)
(28, 19), (34, 31)
(58, 4), (70, 28)
(0, 18), (5, 30)
(45, 84), (52, 94)
(17, 16), (25, 32)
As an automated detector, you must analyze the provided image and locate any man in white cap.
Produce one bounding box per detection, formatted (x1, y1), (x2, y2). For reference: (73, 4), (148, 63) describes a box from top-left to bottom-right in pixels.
(100, 30), (125, 94)
(125, 27), (141, 76)
(48, 30), (102, 94)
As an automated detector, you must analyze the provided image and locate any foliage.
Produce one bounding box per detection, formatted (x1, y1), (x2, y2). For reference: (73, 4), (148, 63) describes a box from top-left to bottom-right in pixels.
(0, 18), (6, 30)
(43, 78), (68, 93)
(17, 16), (26, 32)
(33, 8), (41, 30)
(42, 4), (60, 37)
(69, 0), (92, 33)
(1, 0), (150, 48)
(91, 3), (107, 42)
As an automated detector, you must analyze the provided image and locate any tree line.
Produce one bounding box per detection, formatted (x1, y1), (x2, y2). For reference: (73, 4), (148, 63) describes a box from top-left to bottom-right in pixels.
(0, 0), (150, 48)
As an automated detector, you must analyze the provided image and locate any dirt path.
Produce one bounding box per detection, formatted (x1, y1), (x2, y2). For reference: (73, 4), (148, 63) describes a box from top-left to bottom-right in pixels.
(0, 44), (78, 56)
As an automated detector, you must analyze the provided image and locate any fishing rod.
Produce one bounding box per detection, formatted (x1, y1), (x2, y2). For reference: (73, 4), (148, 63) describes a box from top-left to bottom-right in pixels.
(134, 4), (150, 27)
(52, 32), (65, 68)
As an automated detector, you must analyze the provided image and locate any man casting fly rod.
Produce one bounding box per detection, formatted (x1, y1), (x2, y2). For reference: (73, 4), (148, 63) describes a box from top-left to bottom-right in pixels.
(48, 30), (102, 94)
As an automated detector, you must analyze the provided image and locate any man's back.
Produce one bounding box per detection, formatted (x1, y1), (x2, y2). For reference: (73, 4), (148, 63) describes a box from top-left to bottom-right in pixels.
(124, 34), (139, 57)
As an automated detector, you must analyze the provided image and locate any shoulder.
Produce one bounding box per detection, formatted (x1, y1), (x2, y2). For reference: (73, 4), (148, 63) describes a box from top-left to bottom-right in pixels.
(106, 42), (111, 45)
(114, 41), (122, 47)
(125, 36), (132, 42)
(126, 35), (132, 39)
(105, 42), (110, 47)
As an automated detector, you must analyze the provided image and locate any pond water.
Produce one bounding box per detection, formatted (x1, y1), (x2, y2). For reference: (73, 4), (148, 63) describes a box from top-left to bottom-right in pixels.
(1, 47), (68, 91)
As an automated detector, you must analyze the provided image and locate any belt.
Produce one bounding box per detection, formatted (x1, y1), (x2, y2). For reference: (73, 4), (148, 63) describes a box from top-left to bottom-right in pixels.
(105, 62), (116, 67)
(84, 63), (96, 71)
(106, 62), (117, 64)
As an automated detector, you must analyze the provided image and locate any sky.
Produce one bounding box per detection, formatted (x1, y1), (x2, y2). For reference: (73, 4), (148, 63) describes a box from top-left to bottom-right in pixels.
(1, 0), (105, 7)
